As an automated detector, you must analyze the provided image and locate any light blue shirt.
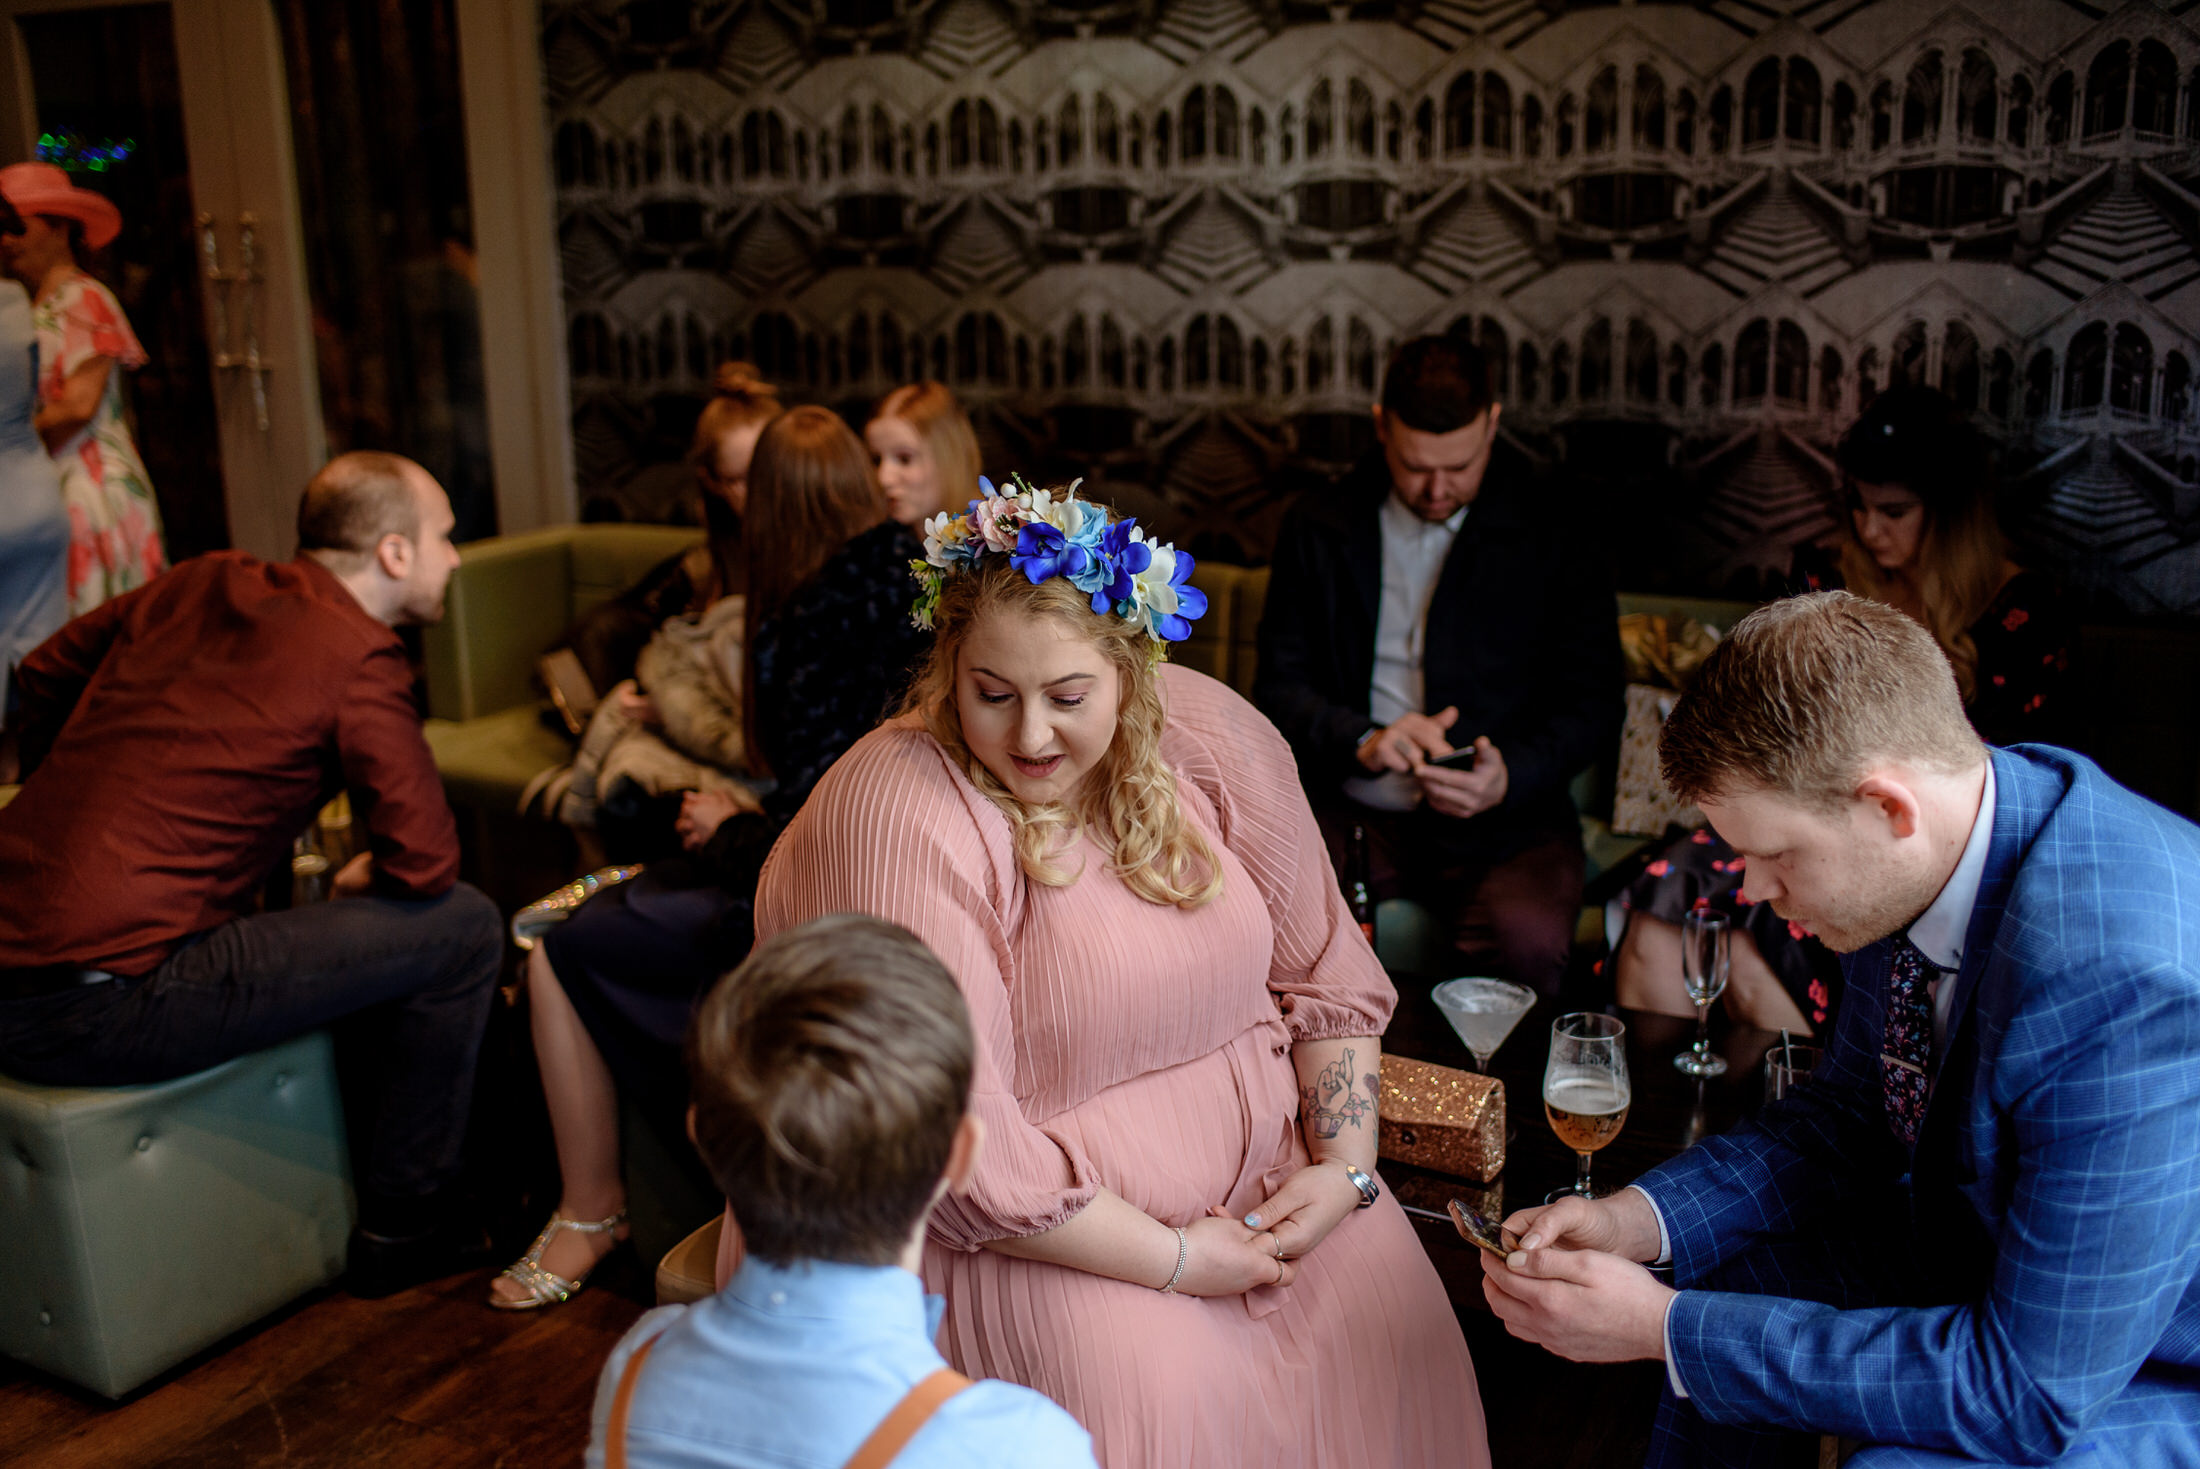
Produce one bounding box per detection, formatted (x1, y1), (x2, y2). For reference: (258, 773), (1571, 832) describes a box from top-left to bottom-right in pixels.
(586, 1258), (1098, 1469)
(1649, 762), (1999, 1398)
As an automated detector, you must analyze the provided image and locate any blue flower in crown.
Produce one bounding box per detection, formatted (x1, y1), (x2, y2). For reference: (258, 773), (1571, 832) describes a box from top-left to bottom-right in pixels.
(1011, 519), (1092, 588)
(912, 472), (1205, 646)
(1092, 519), (1153, 615)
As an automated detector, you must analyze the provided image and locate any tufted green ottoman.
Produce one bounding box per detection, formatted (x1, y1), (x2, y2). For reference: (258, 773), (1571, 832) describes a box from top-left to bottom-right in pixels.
(0, 1030), (355, 1397)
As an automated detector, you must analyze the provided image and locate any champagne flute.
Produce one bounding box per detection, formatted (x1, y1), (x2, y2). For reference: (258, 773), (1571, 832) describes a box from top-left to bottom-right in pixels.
(1674, 908), (1730, 1078)
(1543, 1012), (1630, 1202)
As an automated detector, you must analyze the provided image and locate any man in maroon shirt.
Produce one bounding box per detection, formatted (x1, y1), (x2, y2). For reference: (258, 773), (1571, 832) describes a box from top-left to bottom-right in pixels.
(0, 451), (501, 1295)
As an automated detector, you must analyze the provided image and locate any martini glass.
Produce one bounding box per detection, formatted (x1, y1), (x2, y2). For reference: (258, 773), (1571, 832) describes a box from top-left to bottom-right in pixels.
(1433, 977), (1538, 1072)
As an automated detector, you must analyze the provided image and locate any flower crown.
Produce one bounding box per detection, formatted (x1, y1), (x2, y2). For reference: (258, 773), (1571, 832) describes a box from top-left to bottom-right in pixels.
(912, 474), (1209, 646)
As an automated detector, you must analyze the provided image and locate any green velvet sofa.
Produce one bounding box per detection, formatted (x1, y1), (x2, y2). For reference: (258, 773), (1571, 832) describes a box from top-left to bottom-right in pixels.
(420, 524), (702, 810)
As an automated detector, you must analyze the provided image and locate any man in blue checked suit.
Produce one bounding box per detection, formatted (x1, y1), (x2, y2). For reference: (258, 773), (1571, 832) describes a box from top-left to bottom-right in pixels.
(1481, 591), (2200, 1466)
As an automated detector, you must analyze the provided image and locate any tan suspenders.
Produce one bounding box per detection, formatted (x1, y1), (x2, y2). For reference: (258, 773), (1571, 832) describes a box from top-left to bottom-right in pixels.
(604, 1332), (975, 1469)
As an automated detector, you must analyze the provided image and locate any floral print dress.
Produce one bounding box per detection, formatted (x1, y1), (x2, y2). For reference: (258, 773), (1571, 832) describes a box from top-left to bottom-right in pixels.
(34, 271), (166, 614)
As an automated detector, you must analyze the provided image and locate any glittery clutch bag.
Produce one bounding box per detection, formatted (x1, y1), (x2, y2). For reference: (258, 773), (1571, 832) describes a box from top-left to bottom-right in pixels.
(1378, 1055), (1505, 1183)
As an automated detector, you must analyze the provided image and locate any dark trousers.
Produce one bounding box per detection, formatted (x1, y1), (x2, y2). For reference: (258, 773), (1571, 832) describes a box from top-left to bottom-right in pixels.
(0, 885), (502, 1236)
(1318, 800), (1585, 995)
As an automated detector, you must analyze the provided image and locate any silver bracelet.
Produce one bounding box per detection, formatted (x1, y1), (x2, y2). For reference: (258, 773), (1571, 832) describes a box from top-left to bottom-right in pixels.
(1158, 1226), (1188, 1294)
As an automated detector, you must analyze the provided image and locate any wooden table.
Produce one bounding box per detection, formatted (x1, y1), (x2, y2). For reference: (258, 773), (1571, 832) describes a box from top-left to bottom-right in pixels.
(1380, 977), (1785, 1315)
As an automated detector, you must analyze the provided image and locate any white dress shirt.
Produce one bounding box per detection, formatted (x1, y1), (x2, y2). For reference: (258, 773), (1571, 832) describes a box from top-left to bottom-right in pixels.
(1646, 761), (1998, 1397)
(1341, 492), (1468, 813)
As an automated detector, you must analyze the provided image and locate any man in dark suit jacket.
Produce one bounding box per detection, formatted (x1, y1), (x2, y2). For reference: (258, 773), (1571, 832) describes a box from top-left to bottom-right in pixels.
(1482, 593), (2200, 1467)
(1255, 336), (1623, 993)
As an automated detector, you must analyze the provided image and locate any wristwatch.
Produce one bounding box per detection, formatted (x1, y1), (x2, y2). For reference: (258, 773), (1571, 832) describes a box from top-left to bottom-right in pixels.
(1338, 1162), (1380, 1210)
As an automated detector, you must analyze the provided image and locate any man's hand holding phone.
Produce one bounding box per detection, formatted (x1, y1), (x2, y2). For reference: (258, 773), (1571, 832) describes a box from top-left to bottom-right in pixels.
(1476, 1191), (1675, 1364)
(1417, 735), (1508, 819)
(1356, 707), (1460, 775)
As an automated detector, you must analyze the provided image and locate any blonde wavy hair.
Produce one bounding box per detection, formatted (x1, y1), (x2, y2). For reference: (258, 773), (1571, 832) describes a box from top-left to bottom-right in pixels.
(902, 556), (1222, 910)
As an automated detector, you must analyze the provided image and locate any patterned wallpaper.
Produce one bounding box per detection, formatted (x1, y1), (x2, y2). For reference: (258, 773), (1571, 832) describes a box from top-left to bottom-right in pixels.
(542, 0), (2200, 615)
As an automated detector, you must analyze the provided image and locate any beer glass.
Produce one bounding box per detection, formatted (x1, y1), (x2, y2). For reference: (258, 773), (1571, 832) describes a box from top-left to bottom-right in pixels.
(1544, 1012), (1630, 1202)
(1675, 908), (1730, 1078)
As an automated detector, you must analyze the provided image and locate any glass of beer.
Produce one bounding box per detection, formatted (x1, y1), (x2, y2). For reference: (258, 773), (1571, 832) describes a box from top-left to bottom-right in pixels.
(1544, 1012), (1630, 1202)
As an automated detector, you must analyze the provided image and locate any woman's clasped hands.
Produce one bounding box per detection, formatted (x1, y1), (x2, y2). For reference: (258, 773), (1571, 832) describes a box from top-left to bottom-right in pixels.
(1175, 1160), (1368, 1296)
(1172, 1214), (1299, 1295)
(1227, 1160), (1365, 1261)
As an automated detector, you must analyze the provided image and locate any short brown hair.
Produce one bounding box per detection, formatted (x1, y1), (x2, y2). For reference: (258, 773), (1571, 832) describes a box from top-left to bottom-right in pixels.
(297, 451), (422, 558)
(686, 914), (974, 1266)
(1381, 335), (1495, 433)
(1659, 591), (1984, 809)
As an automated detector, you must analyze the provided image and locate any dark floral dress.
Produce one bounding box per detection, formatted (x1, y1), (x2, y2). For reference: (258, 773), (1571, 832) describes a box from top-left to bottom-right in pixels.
(1618, 567), (2076, 1033)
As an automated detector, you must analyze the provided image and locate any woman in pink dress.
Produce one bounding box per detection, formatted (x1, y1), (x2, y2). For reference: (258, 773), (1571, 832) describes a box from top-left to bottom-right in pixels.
(0, 163), (166, 616)
(755, 480), (1487, 1468)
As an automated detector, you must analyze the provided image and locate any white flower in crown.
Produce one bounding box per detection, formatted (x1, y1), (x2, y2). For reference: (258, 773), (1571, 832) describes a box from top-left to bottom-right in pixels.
(1125, 527), (1210, 644)
(922, 509), (978, 567)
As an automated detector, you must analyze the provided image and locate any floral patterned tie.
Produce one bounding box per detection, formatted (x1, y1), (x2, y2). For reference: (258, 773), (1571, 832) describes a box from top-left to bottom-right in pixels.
(1882, 936), (1935, 1146)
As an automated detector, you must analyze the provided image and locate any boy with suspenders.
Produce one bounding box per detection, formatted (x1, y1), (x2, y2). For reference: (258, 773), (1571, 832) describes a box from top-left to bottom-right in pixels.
(587, 914), (1098, 1469)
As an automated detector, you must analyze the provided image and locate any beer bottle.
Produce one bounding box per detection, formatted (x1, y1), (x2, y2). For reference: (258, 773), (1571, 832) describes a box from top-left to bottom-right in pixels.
(1347, 823), (1376, 946)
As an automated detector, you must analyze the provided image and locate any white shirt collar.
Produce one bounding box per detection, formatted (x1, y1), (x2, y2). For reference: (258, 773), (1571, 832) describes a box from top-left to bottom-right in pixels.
(1381, 489), (1467, 538)
(1907, 760), (1996, 972)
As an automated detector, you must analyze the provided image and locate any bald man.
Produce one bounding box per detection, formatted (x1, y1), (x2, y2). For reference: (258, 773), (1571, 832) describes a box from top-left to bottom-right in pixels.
(0, 452), (501, 1296)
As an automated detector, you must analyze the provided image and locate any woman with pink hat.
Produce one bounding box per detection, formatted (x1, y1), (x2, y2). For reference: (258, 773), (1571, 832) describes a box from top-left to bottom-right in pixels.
(0, 162), (167, 616)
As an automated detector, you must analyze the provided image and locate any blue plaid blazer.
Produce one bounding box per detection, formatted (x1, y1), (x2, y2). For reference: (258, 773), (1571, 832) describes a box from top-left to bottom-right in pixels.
(1639, 746), (2200, 1462)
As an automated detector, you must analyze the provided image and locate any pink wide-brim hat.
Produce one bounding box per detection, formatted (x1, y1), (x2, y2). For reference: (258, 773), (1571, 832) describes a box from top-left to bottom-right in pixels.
(0, 162), (122, 250)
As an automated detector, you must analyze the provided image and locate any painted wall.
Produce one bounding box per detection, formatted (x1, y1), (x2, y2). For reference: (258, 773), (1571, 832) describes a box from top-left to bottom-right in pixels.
(542, 0), (2200, 615)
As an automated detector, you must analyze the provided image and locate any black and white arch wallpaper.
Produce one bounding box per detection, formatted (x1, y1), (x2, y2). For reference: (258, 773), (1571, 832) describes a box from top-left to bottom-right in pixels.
(542, 0), (2200, 615)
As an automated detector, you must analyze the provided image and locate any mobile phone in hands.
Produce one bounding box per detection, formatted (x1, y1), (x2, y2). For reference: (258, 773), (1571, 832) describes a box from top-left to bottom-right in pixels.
(1449, 1200), (1518, 1258)
(1424, 744), (1479, 772)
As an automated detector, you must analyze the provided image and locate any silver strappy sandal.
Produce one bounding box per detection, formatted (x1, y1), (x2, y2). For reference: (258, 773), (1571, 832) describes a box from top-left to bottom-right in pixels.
(489, 1209), (629, 1311)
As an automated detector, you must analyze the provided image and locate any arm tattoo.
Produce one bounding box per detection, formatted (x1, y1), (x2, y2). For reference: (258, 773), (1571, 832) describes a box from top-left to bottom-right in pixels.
(1301, 1047), (1375, 1140)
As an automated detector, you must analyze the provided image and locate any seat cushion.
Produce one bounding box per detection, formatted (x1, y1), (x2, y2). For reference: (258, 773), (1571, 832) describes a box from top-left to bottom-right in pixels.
(423, 706), (575, 813)
(0, 1032), (352, 1397)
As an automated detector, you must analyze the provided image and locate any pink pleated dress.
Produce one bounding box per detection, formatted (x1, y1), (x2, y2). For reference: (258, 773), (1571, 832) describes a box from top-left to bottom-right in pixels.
(755, 666), (1488, 1468)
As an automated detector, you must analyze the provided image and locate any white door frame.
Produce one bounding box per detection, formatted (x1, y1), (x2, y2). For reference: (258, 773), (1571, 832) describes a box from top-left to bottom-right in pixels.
(1, 0), (325, 560)
(3, 0), (575, 547)
(455, 0), (576, 533)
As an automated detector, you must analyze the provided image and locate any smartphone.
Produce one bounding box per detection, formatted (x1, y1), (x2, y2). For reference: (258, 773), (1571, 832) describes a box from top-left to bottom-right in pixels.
(1448, 1200), (1518, 1258)
(1425, 745), (1478, 772)
(537, 649), (601, 738)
